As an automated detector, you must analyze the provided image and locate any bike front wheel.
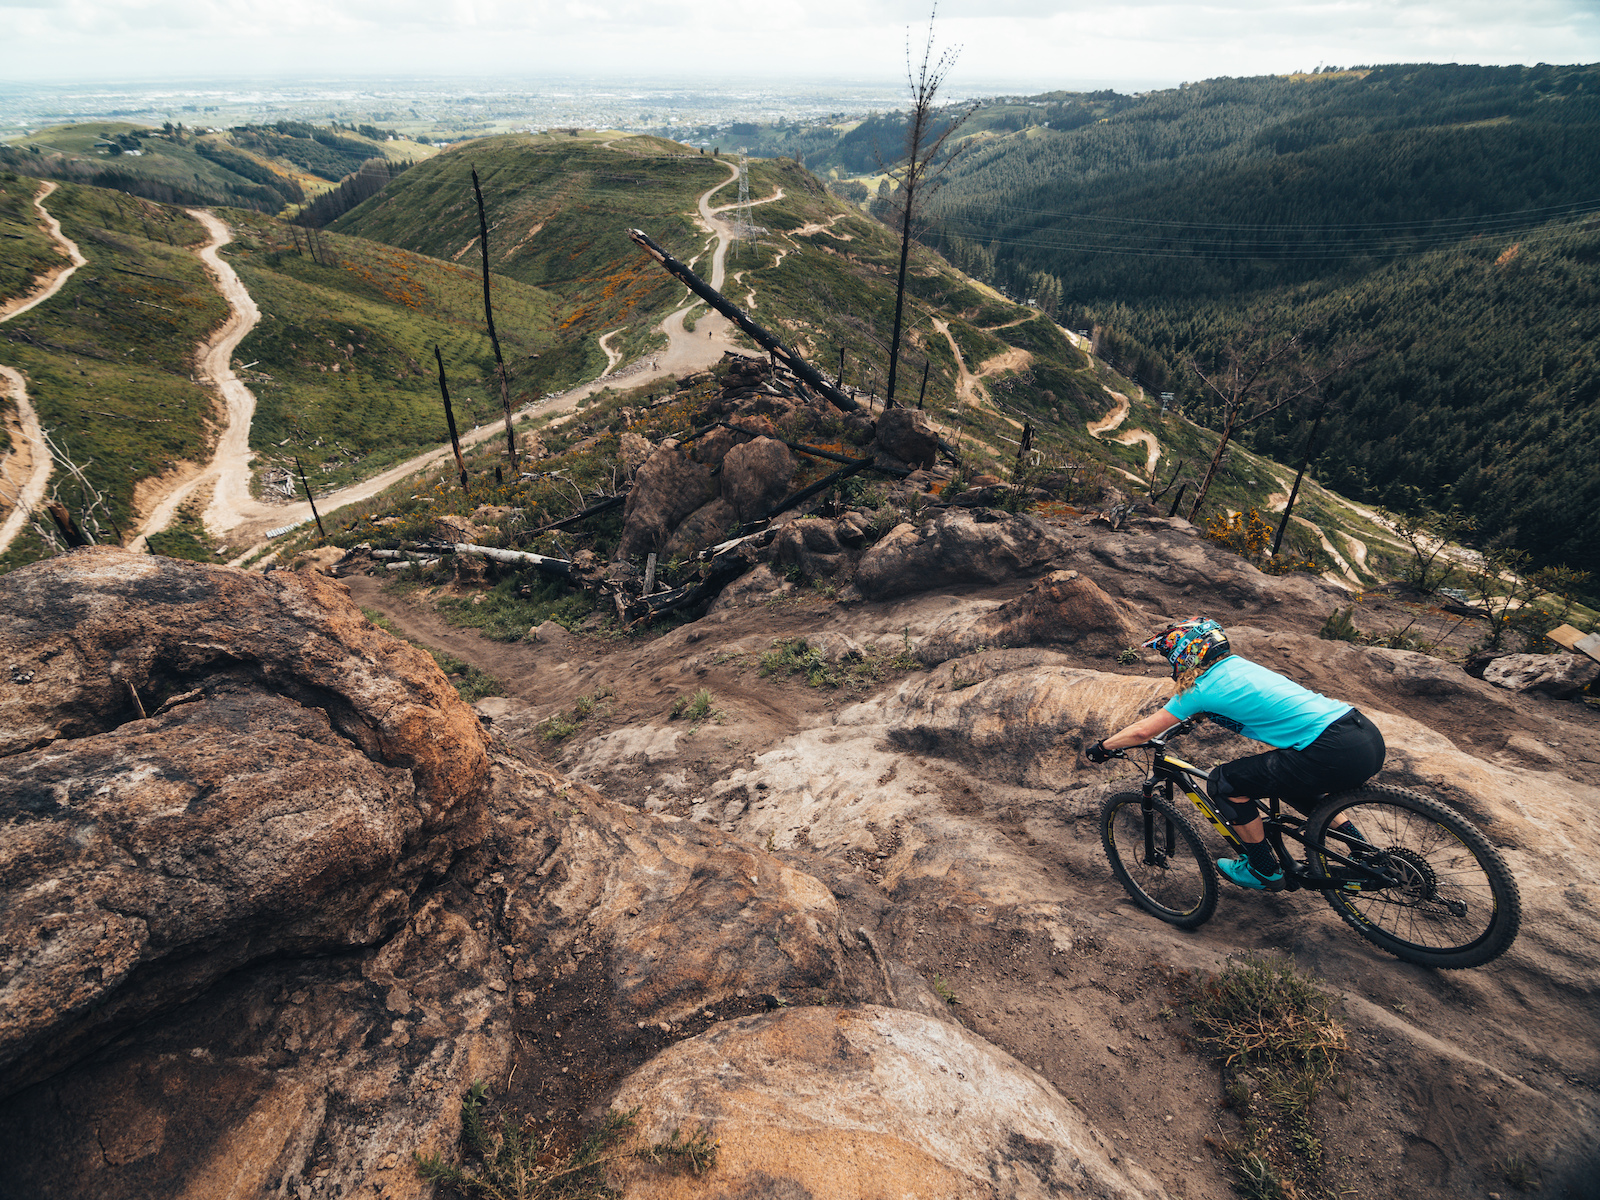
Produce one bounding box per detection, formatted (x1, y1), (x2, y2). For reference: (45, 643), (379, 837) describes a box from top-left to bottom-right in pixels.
(1308, 784), (1521, 969)
(1100, 790), (1218, 929)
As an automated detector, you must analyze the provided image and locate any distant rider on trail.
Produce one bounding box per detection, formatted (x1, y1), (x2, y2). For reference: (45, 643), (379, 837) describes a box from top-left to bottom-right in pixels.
(1084, 618), (1386, 891)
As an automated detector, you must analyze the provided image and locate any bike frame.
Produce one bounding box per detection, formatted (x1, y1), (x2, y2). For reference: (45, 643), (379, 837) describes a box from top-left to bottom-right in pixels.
(1134, 724), (1396, 894)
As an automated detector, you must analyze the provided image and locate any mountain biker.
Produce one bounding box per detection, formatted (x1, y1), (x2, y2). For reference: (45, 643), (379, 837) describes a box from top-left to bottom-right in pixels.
(1084, 618), (1385, 891)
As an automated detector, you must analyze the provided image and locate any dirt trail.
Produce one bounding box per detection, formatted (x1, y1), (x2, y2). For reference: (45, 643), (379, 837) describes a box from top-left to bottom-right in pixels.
(0, 181), (87, 555)
(932, 317), (983, 407)
(126, 210), (261, 552)
(212, 160), (761, 556)
(344, 534), (1600, 1200)
(597, 329), (625, 375)
(1086, 387), (1130, 436)
(1085, 386), (1165, 482)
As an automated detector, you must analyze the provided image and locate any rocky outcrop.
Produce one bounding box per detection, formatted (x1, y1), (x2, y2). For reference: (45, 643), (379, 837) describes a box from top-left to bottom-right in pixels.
(916, 569), (1143, 664)
(616, 446), (718, 560)
(662, 496), (738, 560)
(874, 406), (939, 469)
(856, 508), (1067, 601)
(887, 650), (1174, 786)
(0, 878), (512, 1200)
(1480, 652), (1600, 699)
(705, 562), (796, 611)
(1081, 516), (1349, 614)
(720, 435), (795, 522)
(618, 430), (652, 476)
(609, 1005), (1171, 1200)
(774, 516), (852, 578)
(0, 548), (491, 1097)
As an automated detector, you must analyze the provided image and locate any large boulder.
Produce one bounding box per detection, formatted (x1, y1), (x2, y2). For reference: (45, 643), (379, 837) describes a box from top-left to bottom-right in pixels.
(719, 435), (795, 523)
(1480, 653), (1600, 699)
(855, 509), (1067, 601)
(1081, 517), (1349, 615)
(916, 569), (1143, 664)
(874, 406), (939, 469)
(0, 549), (491, 1097)
(0, 735), (855, 1198)
(0, 879), (512, 1200)
(485, 755), (844, 1021)
(885, 651), (1173, 786)
(609, 1004), (1171, 1200)
(0, 548), (488, 810)
(616, 446), (717, 560)
(618, 430), (652, 476)
(773, 516), (851, 579)
(662, 496), (738, 560)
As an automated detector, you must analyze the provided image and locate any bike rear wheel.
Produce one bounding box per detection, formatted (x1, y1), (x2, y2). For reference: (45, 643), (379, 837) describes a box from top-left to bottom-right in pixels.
(1101, 790), (1218, 929)
(1308, 784), (1521, 969)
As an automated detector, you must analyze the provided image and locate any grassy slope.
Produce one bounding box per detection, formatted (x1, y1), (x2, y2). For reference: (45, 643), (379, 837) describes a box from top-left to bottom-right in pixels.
(4, 122), (431, 210)
(0, 175), (67, 308)
(333, 134), (728, 354)
(0, 184), (226, 569)
(218, 209), (567, 492)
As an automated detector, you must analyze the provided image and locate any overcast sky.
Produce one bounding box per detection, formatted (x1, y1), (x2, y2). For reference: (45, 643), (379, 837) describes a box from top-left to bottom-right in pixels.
(6, 0), (1598, 90)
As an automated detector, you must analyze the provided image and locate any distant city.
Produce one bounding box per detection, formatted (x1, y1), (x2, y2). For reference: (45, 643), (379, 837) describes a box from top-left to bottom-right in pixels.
(0, 76), (1037, 146)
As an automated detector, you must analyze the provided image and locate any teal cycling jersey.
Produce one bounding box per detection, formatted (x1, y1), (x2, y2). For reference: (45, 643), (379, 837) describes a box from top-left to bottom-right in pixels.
(1164, 656), (1350, 750)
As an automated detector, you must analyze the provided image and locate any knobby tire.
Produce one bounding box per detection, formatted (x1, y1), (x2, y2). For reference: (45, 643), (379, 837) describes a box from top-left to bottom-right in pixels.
(1101, 790), (1218, 929)
(1308, 784), (1521, 969)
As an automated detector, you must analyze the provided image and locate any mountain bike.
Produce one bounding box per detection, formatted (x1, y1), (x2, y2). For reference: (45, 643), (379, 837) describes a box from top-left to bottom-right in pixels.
(1096, 720), (1521, 969)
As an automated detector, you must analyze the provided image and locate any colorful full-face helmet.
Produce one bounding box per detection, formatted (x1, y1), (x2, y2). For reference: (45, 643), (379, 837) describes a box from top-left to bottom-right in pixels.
(1143, 617), (1230, 681)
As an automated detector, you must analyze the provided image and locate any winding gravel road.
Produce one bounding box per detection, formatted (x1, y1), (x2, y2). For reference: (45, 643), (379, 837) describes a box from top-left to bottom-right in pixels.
(0, 181), (87, 555)
(204, 156), (766, 562)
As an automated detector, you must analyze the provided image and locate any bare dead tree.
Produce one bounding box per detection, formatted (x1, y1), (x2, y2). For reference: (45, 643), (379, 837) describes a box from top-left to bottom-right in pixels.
(434, 345), (469, 492)
(1271, 401), (1331, 557)
(471, 167), (518, 474)
(1186, 323), (1363, 522)
(294, 456), (327, 542)
(28, 428), (119, 553)
(882, 6), (976, 409)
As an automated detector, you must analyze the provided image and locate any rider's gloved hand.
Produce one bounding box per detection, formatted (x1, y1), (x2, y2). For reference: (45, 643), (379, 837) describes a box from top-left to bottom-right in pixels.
(1084, 740), (1116, 764)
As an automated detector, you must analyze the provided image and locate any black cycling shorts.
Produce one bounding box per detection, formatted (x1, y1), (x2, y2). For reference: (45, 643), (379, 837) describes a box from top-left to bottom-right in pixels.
(1207, 709), (1386, 824)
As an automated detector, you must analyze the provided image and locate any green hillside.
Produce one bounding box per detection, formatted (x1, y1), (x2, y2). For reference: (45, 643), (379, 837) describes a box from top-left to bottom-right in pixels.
(332, 133), (730, 359)
(0, 120), (434, 216)
(0, 182), (226, 568)
(0, 176), (68, 304)
(217, 209), (569, 490)
(902, 63), (1600, 577)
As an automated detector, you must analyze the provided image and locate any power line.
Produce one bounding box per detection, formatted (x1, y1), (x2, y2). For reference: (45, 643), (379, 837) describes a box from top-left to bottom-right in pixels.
(931, 194), (1600, 235)
(926, 207), (1598, 262)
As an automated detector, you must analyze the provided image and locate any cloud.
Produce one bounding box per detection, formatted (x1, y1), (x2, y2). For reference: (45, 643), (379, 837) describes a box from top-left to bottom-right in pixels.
(6, 0), (1597, 84)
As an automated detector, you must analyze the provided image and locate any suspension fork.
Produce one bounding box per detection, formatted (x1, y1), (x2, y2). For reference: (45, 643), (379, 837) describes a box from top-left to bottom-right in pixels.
(1138, 776), (1177, 865)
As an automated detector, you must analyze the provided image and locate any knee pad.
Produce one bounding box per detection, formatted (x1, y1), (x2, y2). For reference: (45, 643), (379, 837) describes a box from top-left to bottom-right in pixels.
(1207, 769), (1260, 825)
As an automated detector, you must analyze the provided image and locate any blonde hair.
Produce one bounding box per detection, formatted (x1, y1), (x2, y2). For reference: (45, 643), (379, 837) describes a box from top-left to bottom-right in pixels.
(1174, 653), (1229, 694)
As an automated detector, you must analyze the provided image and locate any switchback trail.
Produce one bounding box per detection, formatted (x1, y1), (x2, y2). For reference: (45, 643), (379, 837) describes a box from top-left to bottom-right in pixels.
(0, 181), (87, 555)
(127, 209), (262, 552)
(218, 157), (762, 562)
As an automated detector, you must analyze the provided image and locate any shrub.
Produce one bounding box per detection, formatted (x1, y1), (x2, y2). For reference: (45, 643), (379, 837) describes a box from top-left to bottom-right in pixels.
(1318, 608), (1360, 642)
(416, 1081), (718, 1198)
(1188, 954), (1346, 1200)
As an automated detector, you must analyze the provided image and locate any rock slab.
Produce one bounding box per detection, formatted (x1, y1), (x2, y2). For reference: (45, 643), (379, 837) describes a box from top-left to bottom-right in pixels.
(609, 1004), (1171, 1200)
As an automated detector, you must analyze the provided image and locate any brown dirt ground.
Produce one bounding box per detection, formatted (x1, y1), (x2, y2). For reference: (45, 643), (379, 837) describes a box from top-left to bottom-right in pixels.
(337, 539), (1600, 1200)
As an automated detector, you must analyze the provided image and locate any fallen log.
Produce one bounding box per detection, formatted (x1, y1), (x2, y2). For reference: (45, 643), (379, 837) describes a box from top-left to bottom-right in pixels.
(452, 542), (573, 581)
(629, 228), (963, 465)
(525, 493), (626, 536)
(628, 228), (860, 415)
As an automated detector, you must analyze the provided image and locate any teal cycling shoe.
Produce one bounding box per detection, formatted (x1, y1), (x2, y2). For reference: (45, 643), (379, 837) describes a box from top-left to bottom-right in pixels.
(1218, 856), (1284, 892)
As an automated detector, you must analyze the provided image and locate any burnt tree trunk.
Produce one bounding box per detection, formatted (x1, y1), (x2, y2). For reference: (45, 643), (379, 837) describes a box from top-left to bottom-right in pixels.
(472, 168), (518, 475)
(434, 345), (469, 492)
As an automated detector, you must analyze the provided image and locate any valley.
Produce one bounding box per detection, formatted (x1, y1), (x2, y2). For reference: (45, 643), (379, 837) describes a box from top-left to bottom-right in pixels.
(2, 63), (1599, 1200)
